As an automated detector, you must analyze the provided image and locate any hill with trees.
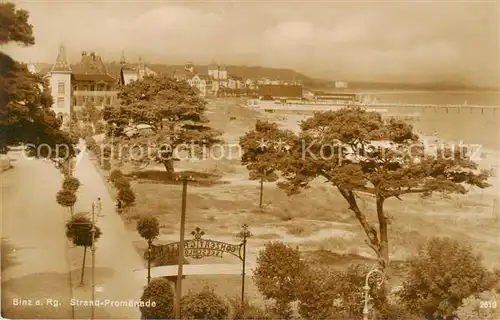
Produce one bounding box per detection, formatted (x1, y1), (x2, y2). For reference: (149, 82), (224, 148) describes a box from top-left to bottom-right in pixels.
(32, 62), (497, 92)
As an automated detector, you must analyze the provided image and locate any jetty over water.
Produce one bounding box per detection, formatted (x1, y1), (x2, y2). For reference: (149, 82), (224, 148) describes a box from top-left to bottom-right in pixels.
(256, 102), (500, 116)
(362, 102), (499, 115)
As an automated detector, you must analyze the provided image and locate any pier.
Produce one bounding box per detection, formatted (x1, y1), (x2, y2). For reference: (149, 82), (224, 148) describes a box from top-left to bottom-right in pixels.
(256, 102), (500, 116)
(362, 102), (499, 115)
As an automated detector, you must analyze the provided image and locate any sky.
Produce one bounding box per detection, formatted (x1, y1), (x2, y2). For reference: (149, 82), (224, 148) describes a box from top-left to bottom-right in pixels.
(3, 0), (500, 86)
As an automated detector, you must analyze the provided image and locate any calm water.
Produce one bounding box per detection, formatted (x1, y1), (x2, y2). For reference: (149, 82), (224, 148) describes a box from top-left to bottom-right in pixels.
(364, 91), (500, 150)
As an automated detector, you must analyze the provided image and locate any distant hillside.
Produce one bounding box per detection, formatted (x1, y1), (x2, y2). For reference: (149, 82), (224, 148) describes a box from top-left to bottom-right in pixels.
(34, 61), (496, 91)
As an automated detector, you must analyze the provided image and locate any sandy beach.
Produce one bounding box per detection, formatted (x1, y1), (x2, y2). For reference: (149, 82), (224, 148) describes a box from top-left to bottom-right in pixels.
(261, 110), (500, 192)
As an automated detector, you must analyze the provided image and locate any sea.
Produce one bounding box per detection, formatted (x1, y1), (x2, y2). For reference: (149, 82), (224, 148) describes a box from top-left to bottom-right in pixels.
(354, 90), (500, 152)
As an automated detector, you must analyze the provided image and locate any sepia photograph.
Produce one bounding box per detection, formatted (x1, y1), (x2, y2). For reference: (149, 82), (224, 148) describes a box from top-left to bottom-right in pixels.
(1, 0), (499, 319)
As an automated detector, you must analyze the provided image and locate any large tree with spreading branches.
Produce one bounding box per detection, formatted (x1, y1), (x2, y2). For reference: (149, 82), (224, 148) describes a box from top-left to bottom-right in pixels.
(0, 2), (76, 157)
(102, 74), (222, 174)
(240, 107), (490, 272)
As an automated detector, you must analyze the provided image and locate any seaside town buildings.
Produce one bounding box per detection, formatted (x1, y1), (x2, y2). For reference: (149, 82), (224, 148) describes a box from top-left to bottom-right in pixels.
(39, 45), (310, 124)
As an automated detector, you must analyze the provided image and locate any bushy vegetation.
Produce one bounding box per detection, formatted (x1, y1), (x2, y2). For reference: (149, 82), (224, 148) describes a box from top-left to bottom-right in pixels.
(253, 241), (307, 318)
(140, 278), (175, 319)
(65, 213), (102, 285)
(180, 286), (229, 320)
(62, 176), (81, 193)
(398, 237), (500, 317)
(455, 290), (500, 320)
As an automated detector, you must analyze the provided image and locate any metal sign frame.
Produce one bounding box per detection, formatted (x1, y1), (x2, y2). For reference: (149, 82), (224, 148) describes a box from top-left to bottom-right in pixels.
(150, 225), (251, 305)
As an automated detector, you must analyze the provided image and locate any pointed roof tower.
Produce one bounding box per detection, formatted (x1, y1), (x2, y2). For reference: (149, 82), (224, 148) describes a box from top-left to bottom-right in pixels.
(137, 56), (144, 69)
(120, 51), (126, 66)
(51, 45), (71, 72)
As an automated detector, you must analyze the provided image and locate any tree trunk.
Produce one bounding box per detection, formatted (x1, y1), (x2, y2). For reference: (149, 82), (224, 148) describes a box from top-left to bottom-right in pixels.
(80, 246), (87, 285)
(162, 159), (175, 177)
(338, 188), (383, 261)
(70, 206), (74, 217)
(375, 195), (389, 268)
(259, 176), (264, 208)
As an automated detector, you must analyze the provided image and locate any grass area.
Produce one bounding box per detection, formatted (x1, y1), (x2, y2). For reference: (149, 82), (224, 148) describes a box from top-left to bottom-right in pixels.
(92, 98), (500, 305)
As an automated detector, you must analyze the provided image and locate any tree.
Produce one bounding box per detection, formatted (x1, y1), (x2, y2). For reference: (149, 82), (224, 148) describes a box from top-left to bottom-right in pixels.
(241, 108), (490, 271)
(117, 186), (135, 207)
(455, 290), (500, 320)
(140, 278), (175, 319)
(180, 286), (229, 320)
(94, 121), (105, 135)
(56, 188), (77, 216)
(65, 213), (102, 285)
(0, 2), (34, 45)
(112, 176), (130, 190)
(0, 3), (75, 158)
(253, 241), (308, 318)
(108, 169), (124, 183)
(398, 237), (500, 317)
(62, 176), (81, 193)
(102, 74), (222, 175)
(239, 121), (295, 208)
(137, 215), (160, 284)
(227, 295), (270, 320)
(80, 102), (101, 125)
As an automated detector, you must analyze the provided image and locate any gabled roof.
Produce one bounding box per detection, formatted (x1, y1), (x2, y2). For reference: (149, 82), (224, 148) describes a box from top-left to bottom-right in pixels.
(72, 74), (116, 82)
(72, 52), (108, 75)
(51, 45), (71, 72)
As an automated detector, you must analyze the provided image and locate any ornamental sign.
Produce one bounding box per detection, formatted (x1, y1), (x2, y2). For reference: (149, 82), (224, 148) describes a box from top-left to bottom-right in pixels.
(151, 227), (244, 261)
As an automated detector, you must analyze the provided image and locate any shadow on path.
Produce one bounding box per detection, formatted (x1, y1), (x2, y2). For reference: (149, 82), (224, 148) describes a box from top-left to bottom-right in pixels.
(127, 170), (229, 187)
(1, 238), (22, 272)
(2, 271), (74, 319)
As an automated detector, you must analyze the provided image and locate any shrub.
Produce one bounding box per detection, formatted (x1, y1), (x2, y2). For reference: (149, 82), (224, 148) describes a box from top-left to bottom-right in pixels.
(253, 241), (308, 318)
(398, 237), (500, 317)
(108, 169), (124, 183)
(180, 286), (229, 320)
(94, 121), (105, 134)
(118, 187), (135, 206)
(297, 263), (395, 319)
(63, 176), (81, 193)
(137, 215), (160, 242)
(56, 189), (77, 212)
(227, 295), (269, 320)
(113, 176), (130, 190)
(65, 213), (102, 247)
(455, 290), (500, 320)
(82, 124), (94, 138)
(140, 278), (175, 319)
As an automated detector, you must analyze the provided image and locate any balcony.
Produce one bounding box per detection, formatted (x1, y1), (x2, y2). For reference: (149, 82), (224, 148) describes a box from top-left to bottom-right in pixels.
(73, 90), (119, 97)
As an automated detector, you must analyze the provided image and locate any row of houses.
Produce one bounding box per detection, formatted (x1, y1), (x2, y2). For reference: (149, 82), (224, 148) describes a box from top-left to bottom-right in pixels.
(37, 45), (306, 125)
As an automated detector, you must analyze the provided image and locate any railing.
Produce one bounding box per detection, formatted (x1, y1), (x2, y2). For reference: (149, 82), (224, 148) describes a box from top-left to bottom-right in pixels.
(73, 90), (119, 97)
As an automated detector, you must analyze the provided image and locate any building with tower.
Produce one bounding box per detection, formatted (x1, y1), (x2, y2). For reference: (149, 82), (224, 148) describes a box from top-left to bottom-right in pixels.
(118, 52), (156, 86)
(48, 45), (72, 125)
(45, 45), (119, 126)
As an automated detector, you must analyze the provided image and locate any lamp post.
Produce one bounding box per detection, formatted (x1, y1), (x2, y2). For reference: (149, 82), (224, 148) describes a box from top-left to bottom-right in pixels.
(90, 202), (97, 320)
(174, 175), (192, 319)
(237, 224), (252, 307)
(363, 265), (386, 320)
(147, 239), (152, 285)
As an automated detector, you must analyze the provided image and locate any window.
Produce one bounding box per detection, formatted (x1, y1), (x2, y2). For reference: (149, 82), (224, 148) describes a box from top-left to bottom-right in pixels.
(58, 82), (65, 94)
(106, 97), (111, 105)
(57, 97), (65, 108)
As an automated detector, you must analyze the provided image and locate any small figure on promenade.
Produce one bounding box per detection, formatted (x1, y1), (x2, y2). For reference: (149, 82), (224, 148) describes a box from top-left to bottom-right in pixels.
(96, 197), (103, 217)
(116, 199), (122, 213)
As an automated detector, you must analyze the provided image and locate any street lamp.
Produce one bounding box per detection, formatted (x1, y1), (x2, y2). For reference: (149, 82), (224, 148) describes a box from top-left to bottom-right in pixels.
(363, 265), (386, 320)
